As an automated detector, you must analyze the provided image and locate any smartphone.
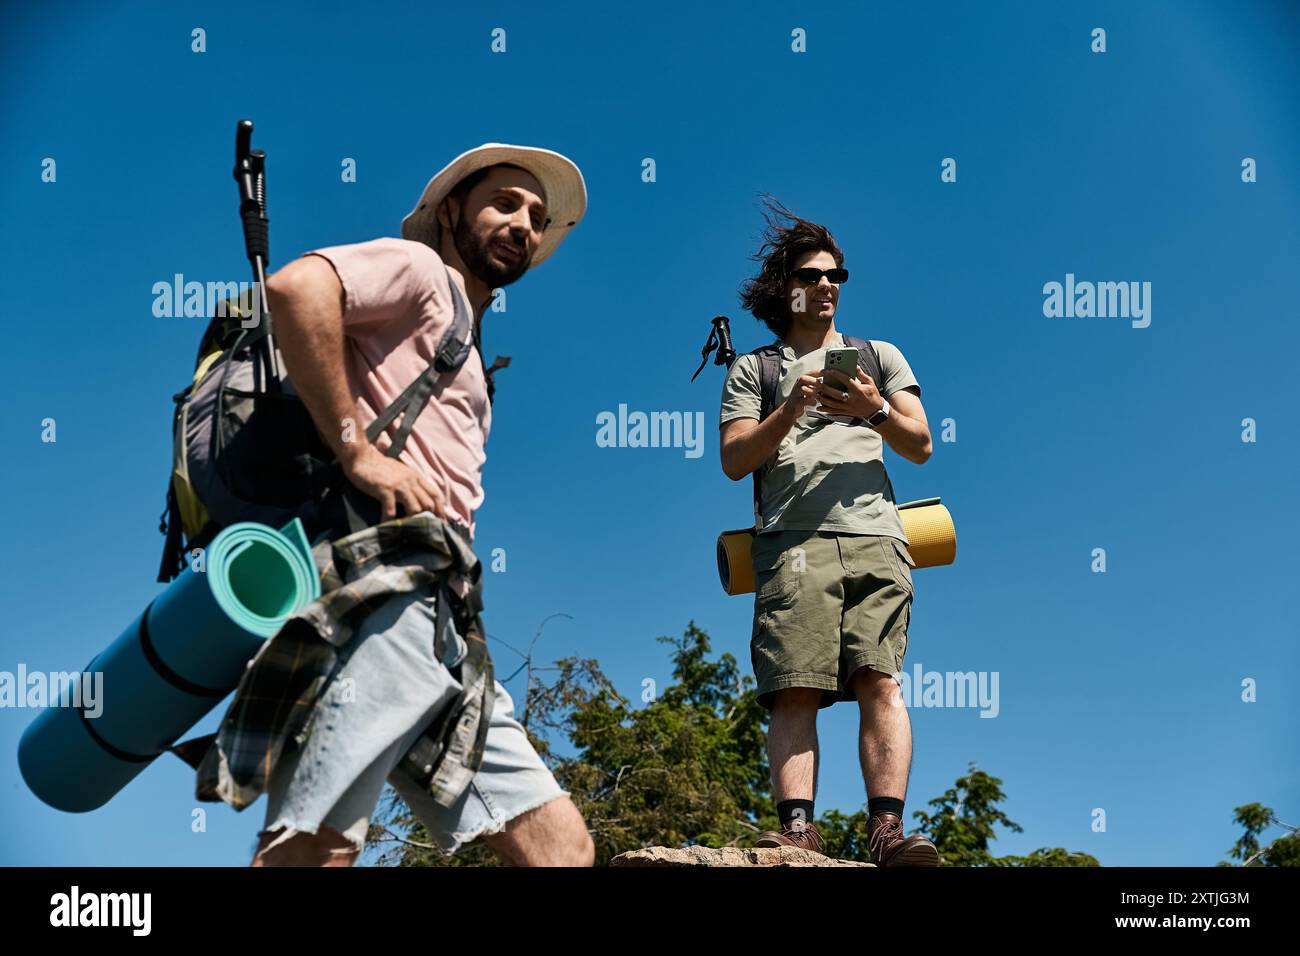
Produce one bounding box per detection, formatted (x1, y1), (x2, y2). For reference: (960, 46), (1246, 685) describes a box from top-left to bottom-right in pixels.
(821, 347), (859, 392)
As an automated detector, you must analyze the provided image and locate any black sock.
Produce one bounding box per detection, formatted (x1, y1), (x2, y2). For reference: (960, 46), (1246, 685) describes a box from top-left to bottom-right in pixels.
(777, 799), (815, 829)
(868, 796), (905, 819)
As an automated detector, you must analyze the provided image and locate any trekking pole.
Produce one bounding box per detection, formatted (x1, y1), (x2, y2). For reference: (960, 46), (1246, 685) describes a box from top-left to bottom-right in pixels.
(233, 119), (280, 387)
(691, 314), (737, 381)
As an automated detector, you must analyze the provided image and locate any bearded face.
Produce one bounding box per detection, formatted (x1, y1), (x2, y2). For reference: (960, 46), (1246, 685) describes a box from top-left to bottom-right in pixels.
(453, 208), (532, 287)
(447, 165), (548, 289)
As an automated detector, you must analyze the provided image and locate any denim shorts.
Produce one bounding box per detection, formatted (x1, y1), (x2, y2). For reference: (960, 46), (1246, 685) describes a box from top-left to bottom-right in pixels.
(259, 585), (567, 857)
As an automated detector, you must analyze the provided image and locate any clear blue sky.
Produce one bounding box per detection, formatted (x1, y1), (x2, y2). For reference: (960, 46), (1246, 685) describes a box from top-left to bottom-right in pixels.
(1, 0), (1296, 867)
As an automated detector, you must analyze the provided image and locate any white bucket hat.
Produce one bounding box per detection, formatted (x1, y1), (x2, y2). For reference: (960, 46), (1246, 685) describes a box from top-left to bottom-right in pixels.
(400, 143), (587, 266)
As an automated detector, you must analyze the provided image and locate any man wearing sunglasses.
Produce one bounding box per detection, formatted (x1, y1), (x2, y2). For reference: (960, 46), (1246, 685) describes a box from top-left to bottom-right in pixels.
(718, 199), (938, 866)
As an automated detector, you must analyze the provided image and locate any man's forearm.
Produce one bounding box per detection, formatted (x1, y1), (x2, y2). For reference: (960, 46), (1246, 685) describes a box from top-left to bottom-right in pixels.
(721, 406), (796, 480)
(266, 257), (369, 464)
(874, 408), (932, 464)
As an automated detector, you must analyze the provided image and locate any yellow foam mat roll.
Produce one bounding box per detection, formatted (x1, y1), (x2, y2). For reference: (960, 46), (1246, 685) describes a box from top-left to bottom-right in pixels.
(717, 498), (956, 596)
(900, 501), (957, 569)
(717, 529), (758, 596)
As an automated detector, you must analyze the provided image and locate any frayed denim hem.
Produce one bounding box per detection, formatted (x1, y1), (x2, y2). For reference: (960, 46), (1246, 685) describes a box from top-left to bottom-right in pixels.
(442, 788), (570, 856)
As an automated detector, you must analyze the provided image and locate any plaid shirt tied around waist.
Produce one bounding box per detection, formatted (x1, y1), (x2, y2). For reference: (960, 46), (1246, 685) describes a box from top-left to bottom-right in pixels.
(172, 512), (494, 812)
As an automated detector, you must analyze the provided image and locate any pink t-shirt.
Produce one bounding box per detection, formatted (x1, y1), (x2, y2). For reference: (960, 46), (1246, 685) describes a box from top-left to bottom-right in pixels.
(308, 237), (490, 537)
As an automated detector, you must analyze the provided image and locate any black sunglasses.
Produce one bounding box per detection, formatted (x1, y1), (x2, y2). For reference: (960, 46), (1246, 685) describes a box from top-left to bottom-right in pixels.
(791, 267), (849, 284)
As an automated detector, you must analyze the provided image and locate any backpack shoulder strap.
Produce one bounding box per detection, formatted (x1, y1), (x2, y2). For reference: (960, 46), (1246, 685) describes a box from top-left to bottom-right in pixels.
(841, 335), (887, 428)
(366, 265), (474, 455)
(435, 269), (475, 374)
(841, 335), (884, 392)
(746, 341), (784, 529)
(750, 342), (784, 423)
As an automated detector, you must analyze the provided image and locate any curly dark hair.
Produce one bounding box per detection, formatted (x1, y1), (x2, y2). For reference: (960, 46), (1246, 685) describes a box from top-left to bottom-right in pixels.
(738, 195), (844, 338)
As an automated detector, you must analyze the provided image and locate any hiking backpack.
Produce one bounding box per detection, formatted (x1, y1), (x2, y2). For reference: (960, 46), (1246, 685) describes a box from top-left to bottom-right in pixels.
(156, 266), (479, 582)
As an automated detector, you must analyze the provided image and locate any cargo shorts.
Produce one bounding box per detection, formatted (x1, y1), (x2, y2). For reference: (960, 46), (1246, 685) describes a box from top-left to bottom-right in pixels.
(750, 530), (916, 711)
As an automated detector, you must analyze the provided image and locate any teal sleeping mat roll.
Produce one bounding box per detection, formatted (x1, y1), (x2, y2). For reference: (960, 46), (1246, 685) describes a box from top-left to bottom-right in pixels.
(18, 519), (321, 813)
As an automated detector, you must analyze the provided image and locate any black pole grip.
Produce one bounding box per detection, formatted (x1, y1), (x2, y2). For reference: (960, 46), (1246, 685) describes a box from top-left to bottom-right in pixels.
(240, 203), (269, 262)
(235, 119), (252, 163)
(712, 315), (736, 367)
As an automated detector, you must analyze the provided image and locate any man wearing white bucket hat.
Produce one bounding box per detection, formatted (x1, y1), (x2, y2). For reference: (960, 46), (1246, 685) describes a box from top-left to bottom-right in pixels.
(220, 144), (592, 867)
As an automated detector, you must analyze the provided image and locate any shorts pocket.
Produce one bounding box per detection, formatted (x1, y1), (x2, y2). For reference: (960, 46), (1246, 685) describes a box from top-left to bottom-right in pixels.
(753, 537), (798, 610)
(884, 537), (915, 595)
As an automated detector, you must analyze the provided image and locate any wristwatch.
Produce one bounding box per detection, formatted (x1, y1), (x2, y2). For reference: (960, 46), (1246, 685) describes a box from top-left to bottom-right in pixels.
(865, 400), (891, 429)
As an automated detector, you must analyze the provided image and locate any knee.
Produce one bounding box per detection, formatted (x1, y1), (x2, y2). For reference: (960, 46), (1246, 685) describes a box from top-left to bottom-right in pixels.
(569, 828), (597, 868)
(853, 668), (903, 708)
(770, 687), (823, 716)
(250, 826), (360, 867)
(550, 799), (596, 866)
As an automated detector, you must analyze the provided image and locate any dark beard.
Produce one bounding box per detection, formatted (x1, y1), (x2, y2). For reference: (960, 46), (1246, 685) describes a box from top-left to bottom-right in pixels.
(454, 217), (531, 288)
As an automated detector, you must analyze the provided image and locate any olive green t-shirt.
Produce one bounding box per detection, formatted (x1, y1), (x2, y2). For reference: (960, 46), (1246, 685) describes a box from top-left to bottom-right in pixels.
(718, 332), (921, 542)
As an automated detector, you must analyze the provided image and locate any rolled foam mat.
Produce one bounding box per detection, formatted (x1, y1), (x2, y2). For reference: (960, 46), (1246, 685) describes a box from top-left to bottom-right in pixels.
(717, 497), (956, 596)
(18, 519), (320, 812)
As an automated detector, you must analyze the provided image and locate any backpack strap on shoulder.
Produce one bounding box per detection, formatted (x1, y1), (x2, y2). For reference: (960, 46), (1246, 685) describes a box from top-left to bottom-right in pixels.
(841, 335), (885, 427)
(365, 265), (474, 456)
(753, 342), (783, 423)
(433, 272), (474, 374)
(481, 354), (510, 405)
(841, 335), (883, 392)
(318, 267), (480, 542)
(749, 341), (784, 529)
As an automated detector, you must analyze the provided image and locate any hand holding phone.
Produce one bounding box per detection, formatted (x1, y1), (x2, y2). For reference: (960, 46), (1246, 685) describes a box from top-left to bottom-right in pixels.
(820, 346), (859, 395)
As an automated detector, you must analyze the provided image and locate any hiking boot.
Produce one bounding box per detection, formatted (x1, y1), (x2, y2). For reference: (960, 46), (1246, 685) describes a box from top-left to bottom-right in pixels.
(867, 812), (939, 867)
(755, 820), (826, 855)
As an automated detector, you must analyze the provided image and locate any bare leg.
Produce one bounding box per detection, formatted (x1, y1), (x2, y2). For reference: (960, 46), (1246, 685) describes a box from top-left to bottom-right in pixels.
(249, 825), (360, 867)
(766, 688), (822, 802)
(478, 795), (594, 866)
(248, 800), (594, 868)
(850, 666), (912, 800)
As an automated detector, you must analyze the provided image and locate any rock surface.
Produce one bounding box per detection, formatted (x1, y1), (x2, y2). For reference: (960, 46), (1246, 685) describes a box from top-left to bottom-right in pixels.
(610, 845), (873, 867)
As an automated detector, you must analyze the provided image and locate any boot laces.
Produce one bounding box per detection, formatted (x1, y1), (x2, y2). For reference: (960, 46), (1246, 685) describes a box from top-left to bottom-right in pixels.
(782, 821), (823, 850)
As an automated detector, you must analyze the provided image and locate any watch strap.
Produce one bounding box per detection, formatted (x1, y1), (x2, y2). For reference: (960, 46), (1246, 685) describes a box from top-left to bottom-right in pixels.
(866, 399), (891, 427)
